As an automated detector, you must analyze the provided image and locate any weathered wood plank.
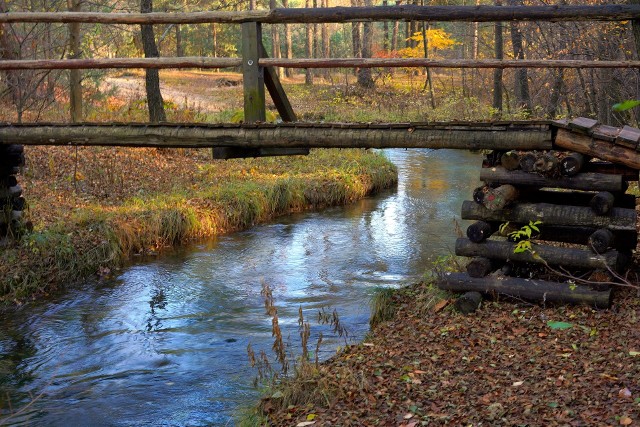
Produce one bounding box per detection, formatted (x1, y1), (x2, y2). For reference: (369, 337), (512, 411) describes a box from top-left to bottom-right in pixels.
(480, 166), (624, 192)
(455, 237), (621, 270)
(438, 272), (611, 308)
(569, 117), (599, 133)
(555, 128), (640, 170)
(615, 125), (640, 149)
(0, 124), (553, 150)
(461, 200), (637, 232)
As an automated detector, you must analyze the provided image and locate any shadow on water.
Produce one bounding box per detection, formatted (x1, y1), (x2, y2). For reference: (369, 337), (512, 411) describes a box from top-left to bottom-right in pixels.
(0, 149), (480, 426)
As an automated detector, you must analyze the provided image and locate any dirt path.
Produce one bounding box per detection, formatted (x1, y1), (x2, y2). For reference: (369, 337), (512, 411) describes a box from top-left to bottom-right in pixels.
(103, 71), (243, 113)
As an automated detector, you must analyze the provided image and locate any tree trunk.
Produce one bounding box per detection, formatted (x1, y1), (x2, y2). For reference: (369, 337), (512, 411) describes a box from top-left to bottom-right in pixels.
(383, 0), (389, 51)
(357, 0), (374, 88)
(391, 0), (400, 51)
(283, 0), (293, 78)
(211, 23), (217, 58)
(141, 0), (166, 123)
(67, 0), (82, 123)
(305, 0), (314, 84)
(508, 0), (531, 113)
(421, 10), (435, 107)
(270, 0), (282, 79)
(175, 24), (183, 57)
(493, 0), (503, 116)
(322, 0), (330, 80)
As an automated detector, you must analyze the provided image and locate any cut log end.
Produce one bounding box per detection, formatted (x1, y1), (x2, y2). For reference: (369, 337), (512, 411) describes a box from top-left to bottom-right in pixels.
(454, 291), (483, 314)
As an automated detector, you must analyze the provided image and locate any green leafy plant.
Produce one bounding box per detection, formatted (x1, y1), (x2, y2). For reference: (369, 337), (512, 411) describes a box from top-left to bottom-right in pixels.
(504, 220), (542, 254)
(612, 100), (640, 112)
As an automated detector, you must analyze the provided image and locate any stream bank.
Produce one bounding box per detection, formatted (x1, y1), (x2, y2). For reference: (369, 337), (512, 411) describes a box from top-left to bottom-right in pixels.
(0, 148), (396, 302)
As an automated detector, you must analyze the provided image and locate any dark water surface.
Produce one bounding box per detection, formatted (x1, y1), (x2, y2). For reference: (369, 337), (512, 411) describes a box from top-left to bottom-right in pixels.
(0, 149), (480, 426)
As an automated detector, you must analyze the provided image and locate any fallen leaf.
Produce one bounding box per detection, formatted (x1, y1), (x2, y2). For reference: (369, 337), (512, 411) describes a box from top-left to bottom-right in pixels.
(619, 415), (633, 426)
(619, 388), (632, 399)
(513, 381), (524, 387)
(296, 422), (316, 427)
(433, 299), (449, 313)
(404, 413), (414, 419)
(629, 351), (640, 357)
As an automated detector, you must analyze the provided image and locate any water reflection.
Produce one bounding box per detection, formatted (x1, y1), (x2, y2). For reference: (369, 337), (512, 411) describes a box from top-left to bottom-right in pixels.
(0, 149), (480, 426)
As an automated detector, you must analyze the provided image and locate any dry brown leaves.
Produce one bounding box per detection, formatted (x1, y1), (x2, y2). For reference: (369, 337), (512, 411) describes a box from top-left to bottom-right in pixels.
(267, 287), (640, 426)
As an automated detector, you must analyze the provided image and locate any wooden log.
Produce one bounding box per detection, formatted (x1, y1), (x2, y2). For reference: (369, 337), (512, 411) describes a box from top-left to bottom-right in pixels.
(555, 128), (640, 170)
(454, 291), (483, 314)
(0, 166), (20, 175)
(0, 152), (25, 167)
(480, 166), (624, 192)
(474, 184), (518, 210)
(514, 224), (635, 251)
(438, 272), (611, 308)
(560, 152), (586, 176)
(500, 151), (521, 170)
(583, 161), (638, 181)
(1, 5), (639, 25)
(533, 152), (560, 176)
(4, 57), (640, 71)
(590, 191), (615, 215)
(466, 257), (497, 278)
(455, 237), (620, 270)
(0, 197), (26, 211)
(0, 144), (23, 155)
(484, 150), (504, 168)
(466, 220), (495, 243)
(591, 124), (620, 142)
(518, 189), (635, 209)
(0, 123), (553, 150)
(0, 176), (18, 187)
(461, 200), (636, 232)
(0, 185), (21, 199)
(588, 228), (615, 254)
(519, 152), (538, 172)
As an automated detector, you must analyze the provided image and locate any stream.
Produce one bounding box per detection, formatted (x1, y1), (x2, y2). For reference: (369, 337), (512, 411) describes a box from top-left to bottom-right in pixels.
(0, 149), (480, 426)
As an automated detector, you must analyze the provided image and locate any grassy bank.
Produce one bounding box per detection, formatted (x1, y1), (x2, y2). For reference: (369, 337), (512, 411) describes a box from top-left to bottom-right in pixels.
(0, 147), (397, 303)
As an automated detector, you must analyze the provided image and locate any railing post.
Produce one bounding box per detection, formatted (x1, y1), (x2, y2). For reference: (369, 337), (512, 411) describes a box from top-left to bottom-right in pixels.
(242, 21), (266, 123)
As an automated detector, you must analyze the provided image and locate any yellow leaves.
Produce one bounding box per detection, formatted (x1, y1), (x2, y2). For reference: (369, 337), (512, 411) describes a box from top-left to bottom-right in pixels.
(396, 29), (458, 59)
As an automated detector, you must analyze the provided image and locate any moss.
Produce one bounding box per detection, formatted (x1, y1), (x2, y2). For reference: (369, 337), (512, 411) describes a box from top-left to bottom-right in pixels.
(0, 149), (397, 303)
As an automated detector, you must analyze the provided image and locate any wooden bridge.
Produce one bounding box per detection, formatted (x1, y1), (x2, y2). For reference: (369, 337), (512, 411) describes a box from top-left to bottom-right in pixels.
(2, 4), (640, 306)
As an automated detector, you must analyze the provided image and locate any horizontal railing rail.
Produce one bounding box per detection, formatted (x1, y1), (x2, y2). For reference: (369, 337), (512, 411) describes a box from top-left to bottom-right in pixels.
(0, 5), (639, 24)
(1, 58), (640, 71)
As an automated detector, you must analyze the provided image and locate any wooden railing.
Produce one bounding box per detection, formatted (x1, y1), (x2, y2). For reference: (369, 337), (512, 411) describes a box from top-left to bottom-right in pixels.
(1, 5), (640, 128)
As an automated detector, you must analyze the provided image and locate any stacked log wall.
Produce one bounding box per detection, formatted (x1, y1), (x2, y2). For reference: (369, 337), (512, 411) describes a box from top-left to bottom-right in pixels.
(440, 117), (640, 309)
(0, 144), (25, 243)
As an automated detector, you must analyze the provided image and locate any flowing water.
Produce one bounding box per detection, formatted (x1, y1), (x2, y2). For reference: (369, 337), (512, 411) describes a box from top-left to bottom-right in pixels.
(0, 149), (480, 426)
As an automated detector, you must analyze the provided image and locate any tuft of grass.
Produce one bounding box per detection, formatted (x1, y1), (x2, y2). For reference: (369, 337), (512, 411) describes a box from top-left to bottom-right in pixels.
(369, 287), (398, 327)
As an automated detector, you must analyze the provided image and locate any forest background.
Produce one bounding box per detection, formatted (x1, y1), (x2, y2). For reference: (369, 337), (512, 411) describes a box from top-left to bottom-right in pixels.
(0, 0), (638, 126)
